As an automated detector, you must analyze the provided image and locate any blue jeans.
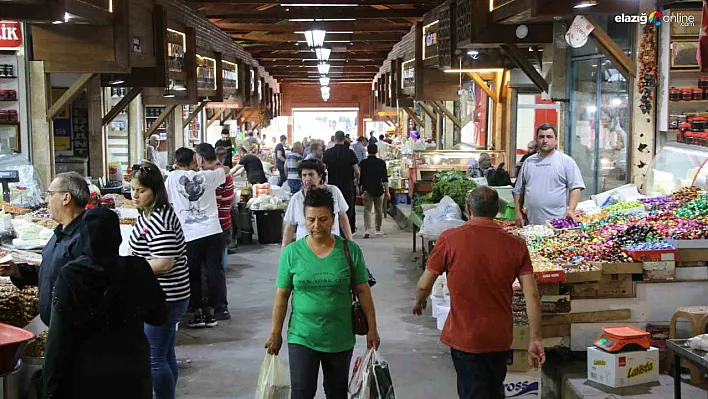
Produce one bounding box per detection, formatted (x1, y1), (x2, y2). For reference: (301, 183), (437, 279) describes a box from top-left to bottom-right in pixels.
(144, 298), (189, 399)
(450, 349), (508, 399)
(288, 343), (353, 399)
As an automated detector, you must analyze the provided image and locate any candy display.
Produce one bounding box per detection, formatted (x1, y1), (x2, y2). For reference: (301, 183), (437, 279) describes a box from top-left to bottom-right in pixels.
(603, 201), (645, 215)
(674, 196), (708, 219)
(623, 241), (675, 251)
(672, 186), (701, 205)
(531, 256), (563, 272)
(549, 217), (579, 229)
(518, 225), (554, 241)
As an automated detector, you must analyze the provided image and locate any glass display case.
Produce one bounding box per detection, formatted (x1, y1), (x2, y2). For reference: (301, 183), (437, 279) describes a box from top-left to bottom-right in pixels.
(644, 143), (708, 196)
(0, 153), (45, 208)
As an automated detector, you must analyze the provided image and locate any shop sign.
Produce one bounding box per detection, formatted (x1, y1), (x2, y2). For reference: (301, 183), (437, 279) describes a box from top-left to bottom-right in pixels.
(132, 36), (141, 53)
(565, 16), (594, 49)
(0, 21), (22, 48)
(422, 21), (439, 59)
(206, 102), (241, 109)
(401, 59), (415, 89)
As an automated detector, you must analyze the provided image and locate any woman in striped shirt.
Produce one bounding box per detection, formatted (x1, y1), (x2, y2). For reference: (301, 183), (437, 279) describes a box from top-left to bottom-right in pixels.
(129, 162), (190, 399)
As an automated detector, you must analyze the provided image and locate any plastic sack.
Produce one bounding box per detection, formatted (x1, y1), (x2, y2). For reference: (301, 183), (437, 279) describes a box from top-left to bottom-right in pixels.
(254, 354), (290, 399)
(687, 334), (708, 352)
(418, 196), (465, 240)
(349, 349), (396, 399)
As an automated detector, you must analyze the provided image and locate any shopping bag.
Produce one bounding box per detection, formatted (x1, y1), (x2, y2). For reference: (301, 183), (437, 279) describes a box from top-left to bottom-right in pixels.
(371, 350), (396, 399)
(348, 349), (374, 399)
(254, 353), (290, 399)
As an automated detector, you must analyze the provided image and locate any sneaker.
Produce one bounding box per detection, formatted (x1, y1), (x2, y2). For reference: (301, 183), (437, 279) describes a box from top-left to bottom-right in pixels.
(187, 313), (205, 328)
(204, 313), (218, 327)
(375, 230), (385, 236)
(363, 231), (371, 239)
(215, 309), (231, 321)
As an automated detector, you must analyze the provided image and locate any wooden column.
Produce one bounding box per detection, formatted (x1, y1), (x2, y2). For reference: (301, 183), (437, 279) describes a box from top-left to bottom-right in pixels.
(87, 76), (105, 179)
(174, 105), (185, 150)
(166, 106), (177, 165)
(29, 61), (53, 186)
(128, 94), (141, 165)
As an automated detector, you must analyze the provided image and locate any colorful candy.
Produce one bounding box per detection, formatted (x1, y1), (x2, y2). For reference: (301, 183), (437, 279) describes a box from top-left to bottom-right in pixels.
(549, 217), (580, 229)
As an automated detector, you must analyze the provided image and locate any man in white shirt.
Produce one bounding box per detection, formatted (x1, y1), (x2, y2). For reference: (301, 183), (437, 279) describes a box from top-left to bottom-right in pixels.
(166, 147), (227, 328)
(281, 159), (353, 247)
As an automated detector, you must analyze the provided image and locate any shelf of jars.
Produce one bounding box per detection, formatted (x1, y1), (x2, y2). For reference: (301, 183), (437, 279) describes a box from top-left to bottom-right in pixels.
(222, 60), (238, 96)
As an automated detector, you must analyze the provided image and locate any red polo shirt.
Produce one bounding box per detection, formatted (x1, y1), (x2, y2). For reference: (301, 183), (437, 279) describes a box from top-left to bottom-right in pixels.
(426, 219), (533, 354)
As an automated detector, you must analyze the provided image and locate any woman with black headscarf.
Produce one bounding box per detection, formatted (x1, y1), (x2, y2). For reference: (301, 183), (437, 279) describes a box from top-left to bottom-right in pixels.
(42, 207), (167, 399)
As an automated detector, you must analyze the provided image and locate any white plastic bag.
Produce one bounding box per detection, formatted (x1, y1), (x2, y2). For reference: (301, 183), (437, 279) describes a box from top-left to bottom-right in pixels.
(254, 354), (290, 399)
(418, 196), (465, 240)
(349, 349), (396, 399)
(687, 334), (708, 352)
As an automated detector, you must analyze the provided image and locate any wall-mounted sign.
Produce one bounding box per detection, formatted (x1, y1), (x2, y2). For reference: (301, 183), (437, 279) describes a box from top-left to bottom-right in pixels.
(423, 20), (439, 60)
(565, 15), (594, 49)
(401, 59), (415, 89)
(132, 36), (141, 53)
(206, 102), (241, 109)
(0, 21), (22, 48)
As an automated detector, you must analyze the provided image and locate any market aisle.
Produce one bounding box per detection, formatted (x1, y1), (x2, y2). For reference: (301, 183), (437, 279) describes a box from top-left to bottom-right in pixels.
(174, 210), (458, 399)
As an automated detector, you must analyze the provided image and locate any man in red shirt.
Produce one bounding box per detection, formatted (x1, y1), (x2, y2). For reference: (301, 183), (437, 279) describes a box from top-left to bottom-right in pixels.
(413, 187), (545, 399)
(196, 143), (234, 321)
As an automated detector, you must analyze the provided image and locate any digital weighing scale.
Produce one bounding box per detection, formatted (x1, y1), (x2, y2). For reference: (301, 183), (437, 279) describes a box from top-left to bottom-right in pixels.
(593, 325), (651, 353)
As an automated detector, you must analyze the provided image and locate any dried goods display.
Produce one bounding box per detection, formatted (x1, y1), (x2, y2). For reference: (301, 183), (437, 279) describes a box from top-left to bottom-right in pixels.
(24, 330), (47, 358)
(0, 278), (39, 327)
(119, 217), (137, 226)
(0, 202), (29, 215)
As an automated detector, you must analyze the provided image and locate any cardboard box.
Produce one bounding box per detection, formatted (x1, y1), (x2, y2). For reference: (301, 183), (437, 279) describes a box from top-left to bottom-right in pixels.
(511, 325), (530, 350)
(666, 238), (708, 249)
(564, 265), (602, 283)
(503, 370), (541, 398)
(569, 274), (634, 299)
(536, 282), (560, 295)
(677, 248), (708, 262)
(587, 346), (659, 388)
(534, 270), (566, 283)
(642, 261), (676, 281)
(624, 248), (678, 262)
(541, 295), (571, 314)
(507, 350), (532, 372)
(595, 262), (644, 274)
(645, 323), (669, 351)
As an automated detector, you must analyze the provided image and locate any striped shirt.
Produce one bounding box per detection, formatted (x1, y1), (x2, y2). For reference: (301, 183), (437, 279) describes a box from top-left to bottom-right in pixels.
(215, 162), (234, 230)
(286, 152), (303, 180)
(129, 205), (190, 302)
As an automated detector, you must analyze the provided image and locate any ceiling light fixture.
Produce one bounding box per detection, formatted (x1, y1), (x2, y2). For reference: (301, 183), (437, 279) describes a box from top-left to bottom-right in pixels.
(303, 29), (327, 47)
(289, 18), (356, 22)
(319, 77), (330, 86)
(317, 63), (331, 74)
(574, 0), (598, 8)
(108, 79), (125, 85)
(295, 31), (354, 34)
(52, 20), (64, 24)
(443, 68), (505, 73)
(315, 46), (332, 61)
(321, 86), (331, 95)
(281, 3), (358, 6)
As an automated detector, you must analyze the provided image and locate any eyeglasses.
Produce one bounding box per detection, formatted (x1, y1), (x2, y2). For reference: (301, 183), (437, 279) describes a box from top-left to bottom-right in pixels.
(131, 164), (152, 175)
(44, 190), (68, 198)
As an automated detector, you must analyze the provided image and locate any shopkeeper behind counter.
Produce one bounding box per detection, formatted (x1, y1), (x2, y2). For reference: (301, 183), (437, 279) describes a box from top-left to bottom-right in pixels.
(513, 123), (585, 227)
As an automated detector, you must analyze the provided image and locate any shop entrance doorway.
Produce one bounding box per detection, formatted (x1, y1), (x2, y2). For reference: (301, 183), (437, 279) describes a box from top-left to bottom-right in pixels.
(292, 108), (358, 143)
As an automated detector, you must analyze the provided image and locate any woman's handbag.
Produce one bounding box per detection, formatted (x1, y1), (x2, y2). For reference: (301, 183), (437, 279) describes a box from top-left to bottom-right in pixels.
(343, 239), (369, 336)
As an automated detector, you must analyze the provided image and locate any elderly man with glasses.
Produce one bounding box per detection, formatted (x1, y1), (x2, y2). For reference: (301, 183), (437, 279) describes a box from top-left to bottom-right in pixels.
(0, 172), (90, 325)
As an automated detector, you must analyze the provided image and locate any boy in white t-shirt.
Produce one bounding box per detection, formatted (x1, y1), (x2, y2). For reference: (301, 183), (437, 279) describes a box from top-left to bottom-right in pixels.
(166, 147), (226, 328)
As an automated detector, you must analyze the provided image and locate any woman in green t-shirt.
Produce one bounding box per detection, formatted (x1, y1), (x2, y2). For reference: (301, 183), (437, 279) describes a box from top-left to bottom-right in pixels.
(266, 188), (380, 398)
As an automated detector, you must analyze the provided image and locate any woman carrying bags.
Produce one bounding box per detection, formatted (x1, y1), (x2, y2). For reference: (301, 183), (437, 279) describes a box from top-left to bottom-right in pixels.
(265, 188), (380, 399)
(128, 162), (191, 399)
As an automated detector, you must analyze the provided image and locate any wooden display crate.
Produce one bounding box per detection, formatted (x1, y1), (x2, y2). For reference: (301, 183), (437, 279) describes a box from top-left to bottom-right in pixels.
(564, 265), (602, 283)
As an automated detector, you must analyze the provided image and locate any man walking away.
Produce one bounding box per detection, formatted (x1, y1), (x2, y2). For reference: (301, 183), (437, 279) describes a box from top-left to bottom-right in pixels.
(215, 129), (234, 168)
(351, 136), (368, 163)
(166, 147), (227, 328)
(305, 142), (323, 161)
(196, 144), (235, 321)
(274, 135), (287, 186)
(359, 144), (390, 238)
(414, 187), (545, 399)
(286, 141), (304, 193)
(323, 130), (360, 234)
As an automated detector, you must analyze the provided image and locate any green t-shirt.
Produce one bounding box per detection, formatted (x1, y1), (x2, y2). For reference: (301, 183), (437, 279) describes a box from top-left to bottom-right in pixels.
(276, 236), (368, 353)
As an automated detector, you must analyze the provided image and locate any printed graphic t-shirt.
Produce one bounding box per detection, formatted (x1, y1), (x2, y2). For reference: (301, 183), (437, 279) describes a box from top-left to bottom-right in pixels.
(166, 168), (226, 242)
(276, 236), (368, 353)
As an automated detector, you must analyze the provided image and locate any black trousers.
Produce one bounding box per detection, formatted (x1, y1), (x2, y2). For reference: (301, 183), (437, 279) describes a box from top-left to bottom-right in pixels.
(288, 343), (353, 399)
(187, 233), (227, 311)
(450, 349), (508, 399)
(341, 186), (355, 233)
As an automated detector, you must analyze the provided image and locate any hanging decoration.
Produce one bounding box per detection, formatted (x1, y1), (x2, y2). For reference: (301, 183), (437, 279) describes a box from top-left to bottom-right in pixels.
(637, 22), (657, 115)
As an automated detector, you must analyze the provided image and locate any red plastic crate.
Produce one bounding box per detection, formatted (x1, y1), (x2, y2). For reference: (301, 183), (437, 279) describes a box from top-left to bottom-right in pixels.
(534, 270), (566, 283)
(624, 249), (678, 262)
(0, 322), (35, 374)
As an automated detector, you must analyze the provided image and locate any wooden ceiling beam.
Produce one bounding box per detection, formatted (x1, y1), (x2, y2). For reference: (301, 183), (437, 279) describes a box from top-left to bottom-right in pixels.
(230, 32), (405, 42)
(204, 7), (427, 19)
(253, 51), (388, 60)
(193, 0), (435, 4)
(246, 43), (394, 51)
(259, 60), (382, 66)
(215, 22), (412, 32)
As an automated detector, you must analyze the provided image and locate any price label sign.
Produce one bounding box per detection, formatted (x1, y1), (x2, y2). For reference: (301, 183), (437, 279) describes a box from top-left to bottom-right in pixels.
(0, 21), (22, 48)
